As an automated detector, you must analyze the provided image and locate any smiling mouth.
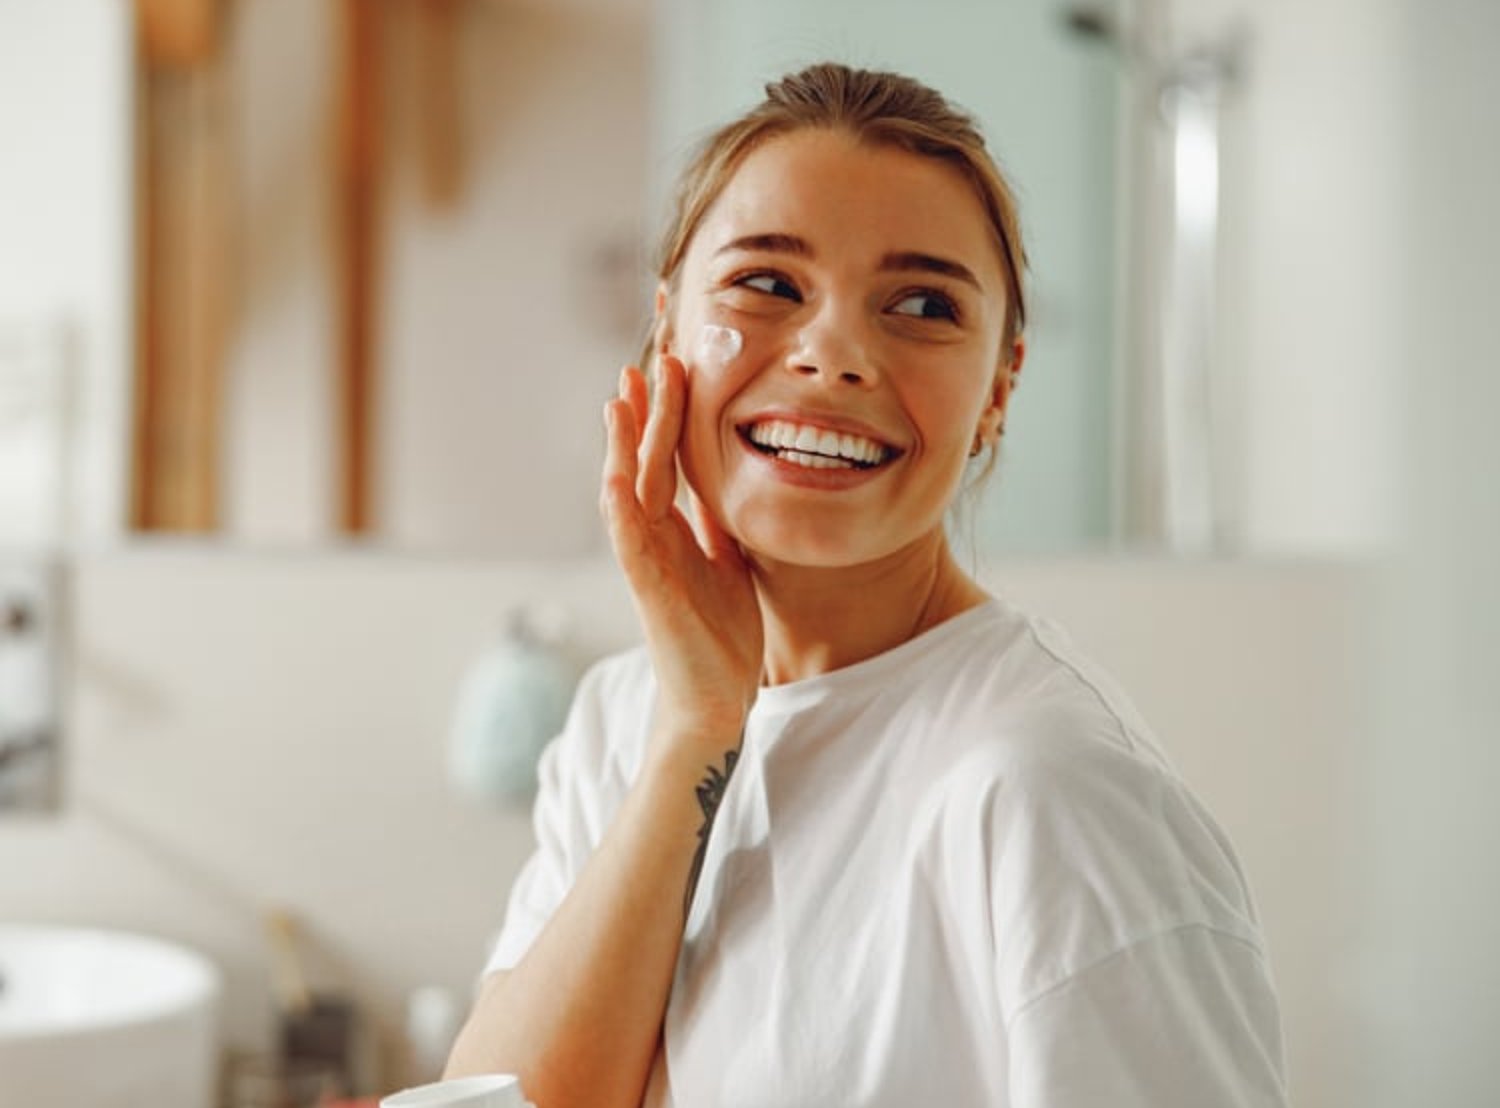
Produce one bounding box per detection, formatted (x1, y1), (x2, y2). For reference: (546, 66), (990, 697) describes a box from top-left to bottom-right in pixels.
(738, 419), (899, 471)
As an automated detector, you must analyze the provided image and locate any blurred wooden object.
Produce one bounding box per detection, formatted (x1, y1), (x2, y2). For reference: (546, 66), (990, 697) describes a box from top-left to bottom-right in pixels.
(137, 0), (221, 69)
(417, 0), (464, 210)
(131, 0), (450, 539)
(130, 3), (232, 532)
(333, 0), (384, 535)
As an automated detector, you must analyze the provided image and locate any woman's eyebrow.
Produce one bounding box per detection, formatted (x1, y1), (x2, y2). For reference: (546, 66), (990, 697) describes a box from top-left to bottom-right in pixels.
(879, 251), (981, 290)
(712, 236), (980, 291)
(714, 233), (813, 258)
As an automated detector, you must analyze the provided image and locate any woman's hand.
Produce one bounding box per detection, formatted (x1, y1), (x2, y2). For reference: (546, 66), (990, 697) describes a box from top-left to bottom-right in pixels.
(601, 356), (763, 746)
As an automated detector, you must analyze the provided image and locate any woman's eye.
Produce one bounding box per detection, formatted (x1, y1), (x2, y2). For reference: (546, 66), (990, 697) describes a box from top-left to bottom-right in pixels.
(890, 291), (959, 321)
(738, 273), (801, 301)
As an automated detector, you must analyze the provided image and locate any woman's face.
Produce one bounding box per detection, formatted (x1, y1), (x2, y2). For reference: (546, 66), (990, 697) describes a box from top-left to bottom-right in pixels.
(663, 128), (1017, 571)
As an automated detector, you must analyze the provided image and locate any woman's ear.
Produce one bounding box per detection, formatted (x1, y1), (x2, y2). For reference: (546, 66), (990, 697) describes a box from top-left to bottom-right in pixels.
(976, 339), (1025, 444)
(1007, 338), (1026, 390)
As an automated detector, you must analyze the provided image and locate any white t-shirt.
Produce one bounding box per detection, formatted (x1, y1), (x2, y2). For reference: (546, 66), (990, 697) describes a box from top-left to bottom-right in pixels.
(486, 598), (1288, 1107)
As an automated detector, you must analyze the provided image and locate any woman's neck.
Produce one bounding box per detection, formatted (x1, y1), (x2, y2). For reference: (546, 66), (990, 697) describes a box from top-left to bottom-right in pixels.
(749, 534), (988, 686)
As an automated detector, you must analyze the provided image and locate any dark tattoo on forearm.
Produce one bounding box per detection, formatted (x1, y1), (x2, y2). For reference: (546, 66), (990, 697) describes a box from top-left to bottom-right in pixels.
(683, 746), (741, 917)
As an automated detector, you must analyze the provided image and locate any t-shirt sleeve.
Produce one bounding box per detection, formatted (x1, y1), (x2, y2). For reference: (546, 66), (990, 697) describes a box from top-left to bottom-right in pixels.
(972, 694), (1289, 1107)
(1006, 923), (1288, 1108)
(482, 656), (634, 976)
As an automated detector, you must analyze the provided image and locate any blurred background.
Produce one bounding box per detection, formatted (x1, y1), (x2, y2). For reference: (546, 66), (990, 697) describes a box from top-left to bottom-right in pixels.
(0, 0), (1495, 1104)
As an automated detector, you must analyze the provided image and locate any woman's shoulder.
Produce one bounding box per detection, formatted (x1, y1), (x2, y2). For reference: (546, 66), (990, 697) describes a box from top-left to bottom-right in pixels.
(915, 597), (1175, 774)
(915, 600), (1267, 971)
(943, 600), (1232, 853)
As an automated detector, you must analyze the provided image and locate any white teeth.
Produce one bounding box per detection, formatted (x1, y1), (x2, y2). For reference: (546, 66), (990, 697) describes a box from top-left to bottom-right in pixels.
(837, 433), (882, 464)
(745, 419), (892, 466)
(781, 450), (852, 470)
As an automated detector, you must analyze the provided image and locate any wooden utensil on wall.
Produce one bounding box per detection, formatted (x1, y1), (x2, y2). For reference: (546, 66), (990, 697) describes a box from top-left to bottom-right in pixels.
(137, 0), (219, 69)
(131, 0), (231, 532)
(333, 0), (384, 536)
(132, 0), (468, 538)
(417, 0), (463, 211)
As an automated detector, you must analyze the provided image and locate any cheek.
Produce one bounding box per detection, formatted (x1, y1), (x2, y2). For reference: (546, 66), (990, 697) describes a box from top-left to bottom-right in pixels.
(679, 323), (750, 437)
(679, 314), (782, 424)
(904, 369), (993, 456)
(686, 307), (786, 379)
(693, 323), (743, 369)
(677, 365), (737, 501)
(677, 322), (777, 504)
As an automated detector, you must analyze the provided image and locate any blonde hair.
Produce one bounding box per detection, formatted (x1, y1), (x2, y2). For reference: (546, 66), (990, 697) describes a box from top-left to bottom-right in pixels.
(648, 62), (1029, 359)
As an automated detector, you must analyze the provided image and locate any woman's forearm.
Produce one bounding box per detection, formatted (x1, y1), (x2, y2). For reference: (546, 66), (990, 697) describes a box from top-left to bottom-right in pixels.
(448, 346), (760, 1106)
(444, 730), (742, 1108)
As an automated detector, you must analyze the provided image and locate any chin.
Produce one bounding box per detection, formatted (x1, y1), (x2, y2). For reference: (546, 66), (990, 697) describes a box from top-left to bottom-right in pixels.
(734, 516), (895, 572)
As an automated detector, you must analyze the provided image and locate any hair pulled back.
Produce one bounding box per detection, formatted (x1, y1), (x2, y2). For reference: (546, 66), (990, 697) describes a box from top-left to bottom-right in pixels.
(653, 62), (1029, 350)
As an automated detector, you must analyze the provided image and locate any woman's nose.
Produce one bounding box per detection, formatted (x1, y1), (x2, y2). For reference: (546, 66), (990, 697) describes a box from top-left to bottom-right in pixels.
(785, 301), (877, 387)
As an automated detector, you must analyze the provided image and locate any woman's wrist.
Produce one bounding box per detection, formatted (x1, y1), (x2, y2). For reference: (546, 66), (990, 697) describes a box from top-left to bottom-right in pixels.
(635, 719), (747, 919)
(645, 707), (748, 771)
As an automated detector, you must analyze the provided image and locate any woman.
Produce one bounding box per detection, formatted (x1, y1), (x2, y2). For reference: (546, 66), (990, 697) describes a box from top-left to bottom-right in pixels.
(447, 63), (1287, 1108)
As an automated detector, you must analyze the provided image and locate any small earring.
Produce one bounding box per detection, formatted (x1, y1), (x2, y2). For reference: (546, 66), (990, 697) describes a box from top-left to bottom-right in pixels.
(969, 436), (984, 459)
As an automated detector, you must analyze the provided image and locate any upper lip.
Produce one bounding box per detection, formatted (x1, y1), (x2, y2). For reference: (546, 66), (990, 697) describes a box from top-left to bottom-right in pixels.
(734, 408), (904, 455)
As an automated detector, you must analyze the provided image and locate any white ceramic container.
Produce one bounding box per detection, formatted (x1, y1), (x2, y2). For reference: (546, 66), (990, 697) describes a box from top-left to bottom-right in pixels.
(0, 924), (221, 1108)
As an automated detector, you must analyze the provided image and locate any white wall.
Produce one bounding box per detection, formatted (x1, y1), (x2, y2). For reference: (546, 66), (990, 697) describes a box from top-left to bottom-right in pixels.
(1353, 1), (1500, 1104)
(0, 0), (133, 546)
(1158, 0), (1402, 556)
(378, 4), (648, 557)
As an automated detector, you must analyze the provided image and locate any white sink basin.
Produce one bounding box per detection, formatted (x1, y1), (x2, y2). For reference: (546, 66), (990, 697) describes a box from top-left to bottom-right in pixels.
(0, 924), (221, 1108)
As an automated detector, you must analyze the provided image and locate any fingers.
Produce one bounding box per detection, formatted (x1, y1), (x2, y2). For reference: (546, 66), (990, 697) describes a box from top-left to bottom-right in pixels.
(601, 378), (646, 561)
(622, 363), (648, 431)
(637, 355), (686, 520)
(687, 488), (742, 566)
(602, 358), (709, 590)
(605, 368), (641, 481)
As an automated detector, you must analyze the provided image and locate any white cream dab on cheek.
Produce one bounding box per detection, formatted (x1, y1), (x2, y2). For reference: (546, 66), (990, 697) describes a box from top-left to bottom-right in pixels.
(695, 324), (743, 369)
